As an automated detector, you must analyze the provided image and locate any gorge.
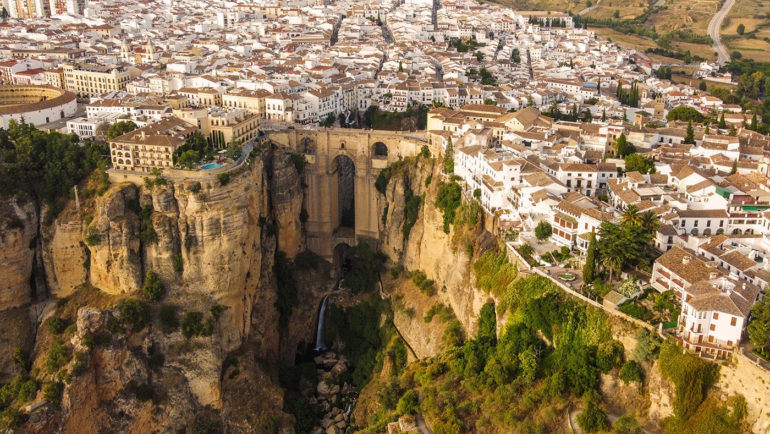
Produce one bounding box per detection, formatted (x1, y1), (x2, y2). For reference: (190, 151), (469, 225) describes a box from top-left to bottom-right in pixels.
(1, 126), (769, 434)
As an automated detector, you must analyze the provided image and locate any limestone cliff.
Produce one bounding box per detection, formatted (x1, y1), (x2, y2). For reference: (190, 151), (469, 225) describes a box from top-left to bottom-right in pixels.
(0, 199), (38, 311)
(377, 158), (494, 354)
(41, 208), (88, 299)
(270, 149), (305, 258)
(87, 183), (143, 295)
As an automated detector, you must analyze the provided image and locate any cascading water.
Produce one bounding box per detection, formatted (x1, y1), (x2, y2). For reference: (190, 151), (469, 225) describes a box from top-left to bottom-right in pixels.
(315, 294), (330, 351)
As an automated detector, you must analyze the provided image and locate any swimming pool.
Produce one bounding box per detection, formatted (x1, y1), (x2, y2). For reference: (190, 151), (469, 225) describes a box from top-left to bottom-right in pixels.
(200, 163), (222, 170)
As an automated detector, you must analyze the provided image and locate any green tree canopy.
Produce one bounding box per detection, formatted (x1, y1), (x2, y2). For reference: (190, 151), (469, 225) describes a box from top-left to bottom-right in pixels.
(107, 120), (138, 139)
(535, 220), (553, 241)
(666, 107), (705, 123)
(624, 154), (655, 174)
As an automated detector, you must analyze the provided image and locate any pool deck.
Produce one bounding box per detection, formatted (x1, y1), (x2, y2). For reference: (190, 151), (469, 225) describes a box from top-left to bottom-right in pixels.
(107, 140), (255, 184)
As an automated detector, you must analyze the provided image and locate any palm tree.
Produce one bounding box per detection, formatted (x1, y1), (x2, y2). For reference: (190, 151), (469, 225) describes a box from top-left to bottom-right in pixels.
(640, 210), (660, 234)
(601, 253), (622, 283)
(621, 204), (642, 227)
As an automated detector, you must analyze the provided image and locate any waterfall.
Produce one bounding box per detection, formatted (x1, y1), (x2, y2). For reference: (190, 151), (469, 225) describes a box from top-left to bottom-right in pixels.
(315, 295), (330, 351)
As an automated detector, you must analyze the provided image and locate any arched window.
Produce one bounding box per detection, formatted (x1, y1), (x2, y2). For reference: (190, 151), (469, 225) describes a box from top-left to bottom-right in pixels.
(373, 142), (388, 157)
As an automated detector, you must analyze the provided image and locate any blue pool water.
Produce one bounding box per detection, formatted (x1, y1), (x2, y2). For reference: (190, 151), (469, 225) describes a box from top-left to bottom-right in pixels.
(200, 163), (222, 170)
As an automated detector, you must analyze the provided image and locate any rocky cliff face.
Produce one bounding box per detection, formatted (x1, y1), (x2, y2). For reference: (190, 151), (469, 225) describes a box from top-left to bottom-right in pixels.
(270, 150), (305, 258)
(42, 212), (88, 299)
(87, 183), (143, 296)
(377, 159), (494, 354)
(0, 144), (317, 432)
(0, 199), (38, 311)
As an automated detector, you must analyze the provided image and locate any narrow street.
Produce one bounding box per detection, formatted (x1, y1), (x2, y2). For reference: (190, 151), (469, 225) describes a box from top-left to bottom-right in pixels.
(330, 14), (344, 45)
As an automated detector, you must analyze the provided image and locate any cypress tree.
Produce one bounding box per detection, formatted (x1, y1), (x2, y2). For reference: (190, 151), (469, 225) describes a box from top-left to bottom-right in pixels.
(583, 232), (597, 285)
(719, 112), (726, 129)
(704, 123), (710, 135)
(684, 120), (695, 144)
(751, 114), (758, 131)
(602, 108), (606, 122)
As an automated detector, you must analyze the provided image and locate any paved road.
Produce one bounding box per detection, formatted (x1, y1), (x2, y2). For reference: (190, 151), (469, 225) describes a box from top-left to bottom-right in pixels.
(577, 0), (600, 16)
(708, 0), (736, 65)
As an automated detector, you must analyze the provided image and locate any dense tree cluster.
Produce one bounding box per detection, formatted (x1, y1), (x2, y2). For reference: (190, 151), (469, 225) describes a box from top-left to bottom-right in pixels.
(0, 120), (108, 223)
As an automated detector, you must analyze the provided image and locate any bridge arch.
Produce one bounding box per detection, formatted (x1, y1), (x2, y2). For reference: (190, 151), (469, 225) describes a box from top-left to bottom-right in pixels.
(267, 128), (426, 259)
(331, 154), (356, 231)
(373, 141), (388, 158)
(332, 242), (352, 278)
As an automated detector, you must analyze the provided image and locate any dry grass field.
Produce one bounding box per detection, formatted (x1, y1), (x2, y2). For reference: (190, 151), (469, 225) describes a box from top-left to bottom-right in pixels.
(720, 0), (770, 61)
(645, 0), (719, 34)
(592, 28), (718, 63)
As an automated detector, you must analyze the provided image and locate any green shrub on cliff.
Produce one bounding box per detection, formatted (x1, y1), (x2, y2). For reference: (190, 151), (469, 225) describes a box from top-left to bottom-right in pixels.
(435, 182), (462, 233)
(341, 242), (384, 295)
(142, 270), (164, 300)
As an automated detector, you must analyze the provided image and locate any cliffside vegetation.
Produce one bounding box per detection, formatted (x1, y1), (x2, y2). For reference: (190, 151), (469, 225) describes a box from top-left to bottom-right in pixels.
(0, 119), (108, 223)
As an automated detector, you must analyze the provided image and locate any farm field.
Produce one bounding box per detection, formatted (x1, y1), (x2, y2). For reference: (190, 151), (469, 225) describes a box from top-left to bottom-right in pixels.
(721, 0), (770, 61)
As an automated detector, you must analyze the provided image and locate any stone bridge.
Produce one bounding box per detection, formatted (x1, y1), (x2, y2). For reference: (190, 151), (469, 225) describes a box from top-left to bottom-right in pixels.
(267, 128), (429, 260)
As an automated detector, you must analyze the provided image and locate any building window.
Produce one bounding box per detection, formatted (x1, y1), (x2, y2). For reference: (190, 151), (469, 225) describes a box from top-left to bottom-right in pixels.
(730, 317), (737, 326)
(713, 312), (719, 320)
(710, 324), (715, 331)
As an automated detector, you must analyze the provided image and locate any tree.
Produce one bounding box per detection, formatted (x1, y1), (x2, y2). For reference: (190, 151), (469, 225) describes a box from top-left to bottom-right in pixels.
(730, 160), (738, 175)
(578, 392), (609, 433)
(684, 120), (695, 144)
(624, 154), (655, 174)
(748, 294), (770, 356)
(612, 414), (644, 434)
(596, 340), (624, 373)
(512, 48), (521, 63)
(596, 221), (651, 282)
(728, 124), (737, 136)
(178, 150), (200, 169)
(535, 220), (553, 241)
(614, 133), (636, 157)
(621, 204), (642, 227)
(737, 24), (745, 35)
(699, 80), (707, 91)
(613, 9), (620, 18)
(602, 108), (607, 122)
(320, 113), (336, 128)
(750, 114), (758, 131)
(666, 107), (705, 123)
(444, 137), (454, 174)
(398, 61), (403, 73)
(640, 210), (660, 234)
(718, 112), (727, 129)
(583, 232), (597, 284)
(142, 270), (164, 300)
(619, 360), (644, 384)
(225, 140), (242, 160)
(107, 120), (138, 139)
(396, 390), (419, 415)
(704, 123), (710, 135)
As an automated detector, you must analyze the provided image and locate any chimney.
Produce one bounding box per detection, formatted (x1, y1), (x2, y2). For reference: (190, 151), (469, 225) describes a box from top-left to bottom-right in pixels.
(682, 256), (692, 265)
(141, 130), (146, 139)
(709, 271), (718, 280)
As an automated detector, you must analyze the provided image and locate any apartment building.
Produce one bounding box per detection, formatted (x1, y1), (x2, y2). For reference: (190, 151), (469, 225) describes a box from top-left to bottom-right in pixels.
(109, 117), (198, 172)
(63, 63), (130, 96)
(204, 109), (260, 149)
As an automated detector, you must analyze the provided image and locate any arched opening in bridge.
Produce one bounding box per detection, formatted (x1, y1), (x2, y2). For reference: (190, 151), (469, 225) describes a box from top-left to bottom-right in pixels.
(302, 137), (316, 154)
(332, 242), (352, 281)
(332, 154), (356, 230)
(373, 142), (388, 158)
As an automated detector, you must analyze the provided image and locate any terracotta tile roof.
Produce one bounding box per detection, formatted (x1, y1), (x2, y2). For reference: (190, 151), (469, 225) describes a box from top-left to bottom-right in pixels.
(656, 246), (717, 284)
